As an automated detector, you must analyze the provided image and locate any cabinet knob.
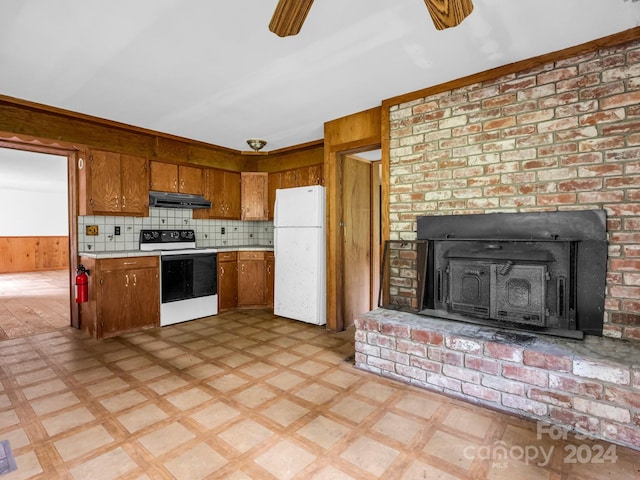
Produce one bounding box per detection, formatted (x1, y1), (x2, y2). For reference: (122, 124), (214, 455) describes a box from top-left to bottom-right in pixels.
(122, 195), (126, 207)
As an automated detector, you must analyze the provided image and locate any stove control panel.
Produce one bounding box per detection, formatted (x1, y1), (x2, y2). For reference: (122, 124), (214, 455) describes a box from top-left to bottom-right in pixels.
(140, 229), (196, 244)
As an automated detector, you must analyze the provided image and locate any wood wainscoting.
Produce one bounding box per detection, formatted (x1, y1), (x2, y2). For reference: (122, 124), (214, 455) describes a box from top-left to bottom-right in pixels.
(0, 236), (69, 273)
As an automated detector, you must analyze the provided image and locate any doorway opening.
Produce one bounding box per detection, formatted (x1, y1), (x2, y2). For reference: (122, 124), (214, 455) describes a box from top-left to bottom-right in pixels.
(0, 147), (72, 338)
(338, 149), (382, 330)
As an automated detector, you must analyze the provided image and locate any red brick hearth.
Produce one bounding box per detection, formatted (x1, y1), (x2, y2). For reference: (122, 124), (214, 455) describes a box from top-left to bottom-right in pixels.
(354, 309), (640, 451)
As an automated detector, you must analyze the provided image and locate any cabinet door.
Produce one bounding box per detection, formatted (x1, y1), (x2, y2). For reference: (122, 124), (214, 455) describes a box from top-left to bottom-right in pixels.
(100, 270), (130, 338)
(127, 267), (160, 331)
(120, 154), (149, 216)
(89, 150), (122, 214)
(178, 165), (203, 195)
(281, 169), (298, 189)
(150, 161), (178, 192)
(237, 259), (266, 306)
(218, 258), (238, 311)
(241, 172), (268, 221)
(224, 171), (241, 219)
(267, 172), (281, 221)
(192, 168), (213, 220)
(300, 165), (323, 186)
(210, 169), (227, 217)
(266, 254), (275, 308)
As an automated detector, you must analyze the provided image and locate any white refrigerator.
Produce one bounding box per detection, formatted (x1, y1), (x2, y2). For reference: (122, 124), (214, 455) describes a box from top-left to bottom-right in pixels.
(273, 185), (326, 325)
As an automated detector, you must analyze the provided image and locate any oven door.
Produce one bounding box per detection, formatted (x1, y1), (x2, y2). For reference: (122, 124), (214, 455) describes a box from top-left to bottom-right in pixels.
(160, 252), (218, 326)
(161, 253), (217, 303)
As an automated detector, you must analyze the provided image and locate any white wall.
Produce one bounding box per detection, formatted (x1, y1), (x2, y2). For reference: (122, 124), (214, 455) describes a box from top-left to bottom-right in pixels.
(0, 149), (68, 236)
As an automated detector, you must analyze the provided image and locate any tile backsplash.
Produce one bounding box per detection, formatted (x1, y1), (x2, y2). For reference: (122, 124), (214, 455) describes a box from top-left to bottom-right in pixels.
(78, 208), (274, 252)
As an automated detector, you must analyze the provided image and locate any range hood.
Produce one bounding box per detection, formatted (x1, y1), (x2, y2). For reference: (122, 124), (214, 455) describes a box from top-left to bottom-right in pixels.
(149, 191), (211, 209)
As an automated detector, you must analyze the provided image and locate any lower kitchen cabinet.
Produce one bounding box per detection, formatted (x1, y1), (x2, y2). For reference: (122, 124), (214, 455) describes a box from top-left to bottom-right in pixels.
(216, 250), (275, 310)
(237, 251), (267, 307)
(217, 251), (238, 311)
(79, 256), (159, 339)
(266, 252), (275, 308)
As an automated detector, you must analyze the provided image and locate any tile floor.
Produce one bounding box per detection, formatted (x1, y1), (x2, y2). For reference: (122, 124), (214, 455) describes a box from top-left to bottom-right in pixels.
(0, 310), (637, 479)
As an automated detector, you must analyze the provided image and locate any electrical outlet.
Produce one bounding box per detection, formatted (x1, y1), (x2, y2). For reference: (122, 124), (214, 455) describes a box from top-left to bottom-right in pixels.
(221, 227), (226, 235)
(86, 225), (99, 236)
(114, 226), (121, 235)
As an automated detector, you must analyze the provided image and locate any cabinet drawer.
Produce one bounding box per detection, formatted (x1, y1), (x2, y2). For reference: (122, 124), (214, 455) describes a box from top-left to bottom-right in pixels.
(98, 256), (158, 271)
(238, 251), (265, 261)
(218, 251), (237, 262)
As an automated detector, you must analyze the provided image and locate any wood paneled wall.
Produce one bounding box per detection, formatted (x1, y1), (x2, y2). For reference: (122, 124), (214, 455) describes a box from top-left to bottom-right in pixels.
(0, 236), (69, 273)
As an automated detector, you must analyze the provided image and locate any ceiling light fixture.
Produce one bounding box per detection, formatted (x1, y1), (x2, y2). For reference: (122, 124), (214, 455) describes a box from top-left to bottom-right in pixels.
(246, 139), (267, 152)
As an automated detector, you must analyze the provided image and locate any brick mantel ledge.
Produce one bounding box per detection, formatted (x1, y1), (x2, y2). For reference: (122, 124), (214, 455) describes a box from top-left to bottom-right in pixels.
(354, 308), (640, 451)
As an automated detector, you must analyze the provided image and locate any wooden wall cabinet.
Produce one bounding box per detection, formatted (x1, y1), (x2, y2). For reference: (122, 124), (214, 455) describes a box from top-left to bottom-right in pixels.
(80, 150), (149, 216)
(149, 161), (203, 195)
(266, 164), (323, 220)
(298, 164), (324, 186)
(194, 168), (241, 220)
(217, 251), (238, 311)
(79, 256), (159, 339)
(237, 251), (266, 307)
(241, 172), (268, 220)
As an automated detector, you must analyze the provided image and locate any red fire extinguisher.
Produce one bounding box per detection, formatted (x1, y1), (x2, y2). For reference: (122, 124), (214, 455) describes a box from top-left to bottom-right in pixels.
(75, 264), (89, 303)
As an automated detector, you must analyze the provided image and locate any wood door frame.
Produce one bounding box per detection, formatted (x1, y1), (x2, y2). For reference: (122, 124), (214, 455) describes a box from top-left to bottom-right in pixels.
(0, 133), (83, 329)
(326, 140), (380, 332)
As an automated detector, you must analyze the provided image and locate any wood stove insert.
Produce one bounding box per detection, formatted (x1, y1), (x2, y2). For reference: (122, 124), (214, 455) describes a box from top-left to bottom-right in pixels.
(417, 210), (607, 339)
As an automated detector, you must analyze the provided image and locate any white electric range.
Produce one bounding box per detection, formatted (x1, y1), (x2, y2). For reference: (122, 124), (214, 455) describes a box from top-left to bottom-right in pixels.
(140, 229), (218, 326)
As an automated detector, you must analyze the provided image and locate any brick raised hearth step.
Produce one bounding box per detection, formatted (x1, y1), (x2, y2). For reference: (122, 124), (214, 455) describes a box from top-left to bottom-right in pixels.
(354, 308), (640, 451)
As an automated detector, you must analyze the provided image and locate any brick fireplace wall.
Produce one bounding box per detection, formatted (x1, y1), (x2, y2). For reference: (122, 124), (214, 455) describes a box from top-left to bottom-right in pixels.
(387, 38), (640, 342)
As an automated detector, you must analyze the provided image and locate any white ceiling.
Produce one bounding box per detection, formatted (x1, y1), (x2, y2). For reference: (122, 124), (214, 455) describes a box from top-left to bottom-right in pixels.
(1, 1), (639, 152)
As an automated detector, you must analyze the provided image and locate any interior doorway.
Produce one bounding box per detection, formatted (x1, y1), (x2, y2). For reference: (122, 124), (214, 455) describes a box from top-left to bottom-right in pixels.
(338, 149), (382, 330)
(0, 147), (72, 338)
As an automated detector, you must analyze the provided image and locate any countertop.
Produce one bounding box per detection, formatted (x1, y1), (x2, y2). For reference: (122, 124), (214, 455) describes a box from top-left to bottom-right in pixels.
(78, 245), (274, 259)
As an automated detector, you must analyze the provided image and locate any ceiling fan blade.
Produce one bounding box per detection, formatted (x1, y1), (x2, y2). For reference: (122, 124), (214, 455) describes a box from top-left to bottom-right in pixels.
(269, 0), (314, 37)
(424, 0), (474, 30)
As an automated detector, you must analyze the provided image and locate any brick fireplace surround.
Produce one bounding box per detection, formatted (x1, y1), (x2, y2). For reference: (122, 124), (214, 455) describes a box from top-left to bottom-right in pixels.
(356, 36), (640, 451)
